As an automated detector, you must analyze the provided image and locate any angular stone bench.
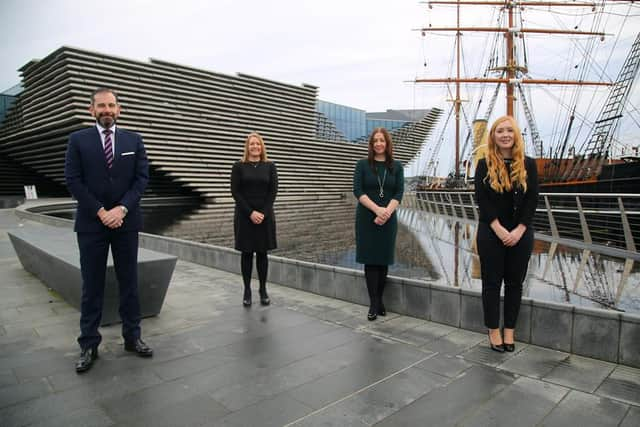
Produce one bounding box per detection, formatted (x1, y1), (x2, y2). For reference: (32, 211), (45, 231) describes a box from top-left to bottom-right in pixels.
(8, 223), (176, 325)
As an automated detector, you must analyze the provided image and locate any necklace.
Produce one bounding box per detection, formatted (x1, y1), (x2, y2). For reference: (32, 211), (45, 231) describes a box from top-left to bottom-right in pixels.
(377, 168), (387, 199)
(249, 161), (259, 168)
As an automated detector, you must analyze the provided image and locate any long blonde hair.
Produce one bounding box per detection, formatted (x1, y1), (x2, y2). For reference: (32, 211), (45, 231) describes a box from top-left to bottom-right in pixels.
(241, 132), (269, 162)
(484, 116), (528, 193)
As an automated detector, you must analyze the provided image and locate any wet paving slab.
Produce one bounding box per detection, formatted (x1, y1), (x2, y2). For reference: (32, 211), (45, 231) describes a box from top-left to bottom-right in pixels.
(0, 209), (638, 426)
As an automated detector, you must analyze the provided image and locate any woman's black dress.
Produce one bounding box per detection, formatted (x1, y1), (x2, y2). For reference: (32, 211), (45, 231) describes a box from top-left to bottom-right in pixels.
(230, 161), (278, 252)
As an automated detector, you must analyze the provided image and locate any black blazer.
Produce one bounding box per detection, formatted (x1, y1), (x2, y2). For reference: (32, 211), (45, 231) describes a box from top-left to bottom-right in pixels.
(64, 126), (149, 232)
(474, 156), (538, 230)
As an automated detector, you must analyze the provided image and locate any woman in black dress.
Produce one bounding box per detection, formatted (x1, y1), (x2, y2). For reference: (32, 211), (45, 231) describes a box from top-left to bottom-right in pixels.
(474, 116), (538, 352)
(353, 128), (404, 321)
(230, 132), (278, 307)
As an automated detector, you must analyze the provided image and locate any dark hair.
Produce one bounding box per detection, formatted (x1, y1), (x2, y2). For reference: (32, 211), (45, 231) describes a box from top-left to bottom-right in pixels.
(90, 87), (119, 104)
(367, 127), (394, 172)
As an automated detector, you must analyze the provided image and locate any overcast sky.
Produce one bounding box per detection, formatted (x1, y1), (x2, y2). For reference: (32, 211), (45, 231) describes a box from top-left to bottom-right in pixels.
(1, 0), (639, 175)
(0, 0), (429, 111)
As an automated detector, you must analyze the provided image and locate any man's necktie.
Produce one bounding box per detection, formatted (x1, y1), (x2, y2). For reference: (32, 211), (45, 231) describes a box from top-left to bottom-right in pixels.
(103, 129), (113, 169)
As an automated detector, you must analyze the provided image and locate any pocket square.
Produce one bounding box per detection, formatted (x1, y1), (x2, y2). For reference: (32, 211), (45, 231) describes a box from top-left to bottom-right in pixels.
(121, 151), (135, 156)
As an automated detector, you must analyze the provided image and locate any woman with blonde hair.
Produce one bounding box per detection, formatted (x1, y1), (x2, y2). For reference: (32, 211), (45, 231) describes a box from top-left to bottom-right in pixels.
(230, 132), (278, 307)
(474, 116), (538, 352)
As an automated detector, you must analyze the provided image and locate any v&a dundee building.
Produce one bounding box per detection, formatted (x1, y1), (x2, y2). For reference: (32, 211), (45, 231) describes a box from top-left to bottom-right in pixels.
(0, 46), (441, 256)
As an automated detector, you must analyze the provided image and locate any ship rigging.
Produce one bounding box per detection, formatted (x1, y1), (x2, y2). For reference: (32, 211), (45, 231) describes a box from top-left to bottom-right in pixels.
(412, 0), (640, 191)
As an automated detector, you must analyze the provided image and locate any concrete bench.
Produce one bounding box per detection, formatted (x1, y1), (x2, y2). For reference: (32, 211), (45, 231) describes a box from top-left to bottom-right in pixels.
(8, 223), (176, 325)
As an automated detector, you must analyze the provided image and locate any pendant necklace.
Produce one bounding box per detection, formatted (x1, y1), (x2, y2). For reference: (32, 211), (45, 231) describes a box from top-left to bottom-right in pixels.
(377, 168), (387, 199)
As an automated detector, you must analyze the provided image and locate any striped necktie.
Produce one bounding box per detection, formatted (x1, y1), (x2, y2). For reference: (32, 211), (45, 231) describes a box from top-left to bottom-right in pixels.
(103, 129), (113, 169)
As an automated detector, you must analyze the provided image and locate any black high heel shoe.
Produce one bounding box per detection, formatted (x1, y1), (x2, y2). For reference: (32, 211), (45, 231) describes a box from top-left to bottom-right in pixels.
(367, 306), (377, 321)
(259, 290), (270, 306)
(488, 331), (505, 353)
(503, 329), (515, 352)
(243, 289), (252, 307)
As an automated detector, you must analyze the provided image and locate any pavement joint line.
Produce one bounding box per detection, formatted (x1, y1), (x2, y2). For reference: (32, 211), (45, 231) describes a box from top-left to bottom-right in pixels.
(352, 328), (441, 352)
(537, 387), (573, 424)
(282, 351), (440, 426)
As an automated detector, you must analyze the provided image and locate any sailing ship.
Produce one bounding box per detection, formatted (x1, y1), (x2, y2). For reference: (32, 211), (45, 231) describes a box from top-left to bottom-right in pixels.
(413, 0), (640, 193)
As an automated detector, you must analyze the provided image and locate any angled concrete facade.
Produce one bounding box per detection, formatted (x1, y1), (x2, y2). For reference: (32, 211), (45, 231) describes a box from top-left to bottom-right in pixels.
(0, 47), (442, 240)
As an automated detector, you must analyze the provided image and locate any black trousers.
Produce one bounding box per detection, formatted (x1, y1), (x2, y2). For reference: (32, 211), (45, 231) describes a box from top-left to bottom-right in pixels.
(77, 230), (141, 350)
(241, 251), (268, 291)
(476, 222), (534, 329)
(364, 264), (388, 311)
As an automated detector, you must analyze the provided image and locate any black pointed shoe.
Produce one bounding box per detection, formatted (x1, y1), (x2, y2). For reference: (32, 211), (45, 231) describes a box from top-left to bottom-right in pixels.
(503, 342), (515, 352)
(367, 306), (377, 321)
(124, 338), (153, 357)
(488, 331), (505, 353)
(75, 346), (98, 373)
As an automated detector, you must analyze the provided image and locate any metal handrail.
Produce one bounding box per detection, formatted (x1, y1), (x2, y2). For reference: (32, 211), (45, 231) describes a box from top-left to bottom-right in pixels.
(403, 191), (639, 307)
(406, 191), (640, 259)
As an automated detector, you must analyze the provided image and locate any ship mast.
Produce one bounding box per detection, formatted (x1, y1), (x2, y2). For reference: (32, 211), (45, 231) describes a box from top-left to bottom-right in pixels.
(416, 0), (611, 178)
(455, 1), (461, 181)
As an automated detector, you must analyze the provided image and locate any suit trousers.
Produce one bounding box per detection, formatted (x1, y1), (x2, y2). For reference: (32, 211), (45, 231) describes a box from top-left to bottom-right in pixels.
(77, 230), (141, 349)
(476, 222), (534, 329)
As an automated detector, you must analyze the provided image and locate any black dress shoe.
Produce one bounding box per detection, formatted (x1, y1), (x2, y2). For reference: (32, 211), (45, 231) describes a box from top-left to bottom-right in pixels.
(488, 331), (505, 353)
(259, 290), (270, 306)
(75, 347), (98, 373)
(243, 289), (252, 307)
(503, 342), (515, 352)
(378, 303), (386, 316)
(367, 306), (377, 321)
(124, 338), (153, 357)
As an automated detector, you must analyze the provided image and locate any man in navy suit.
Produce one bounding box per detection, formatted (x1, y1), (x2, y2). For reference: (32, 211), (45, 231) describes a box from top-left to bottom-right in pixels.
(65, 87), (153, 373)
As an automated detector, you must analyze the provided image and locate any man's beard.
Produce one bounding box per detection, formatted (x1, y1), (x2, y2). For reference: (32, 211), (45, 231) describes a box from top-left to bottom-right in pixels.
(98, 114), (116, 128)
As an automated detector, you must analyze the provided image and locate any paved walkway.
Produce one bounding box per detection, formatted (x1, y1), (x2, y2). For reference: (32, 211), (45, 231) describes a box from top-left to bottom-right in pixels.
(0, 209), (638, 426)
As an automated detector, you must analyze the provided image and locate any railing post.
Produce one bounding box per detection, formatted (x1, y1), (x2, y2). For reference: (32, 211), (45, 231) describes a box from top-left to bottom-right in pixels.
(445, 193), (454, 217)
(459, 192), (468, 221)
(545, 195), (559, 240)
(542, 242), (558, 280)
(428, 193), (436, 215)
(618, 197), (636, 253)
(576, 196), (592, 245)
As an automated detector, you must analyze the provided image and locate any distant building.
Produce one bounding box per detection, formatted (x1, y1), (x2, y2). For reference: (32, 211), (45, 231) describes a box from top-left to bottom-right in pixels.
(0, 84), (21, 126)
(316, 99), (435, 144)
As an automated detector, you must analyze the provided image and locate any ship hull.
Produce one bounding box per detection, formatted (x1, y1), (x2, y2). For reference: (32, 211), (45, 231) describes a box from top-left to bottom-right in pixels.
(539, 160), (640, 194)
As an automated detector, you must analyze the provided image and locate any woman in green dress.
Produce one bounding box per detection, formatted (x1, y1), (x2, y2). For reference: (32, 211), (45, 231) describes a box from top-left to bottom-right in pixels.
(353, 128), (404, 321)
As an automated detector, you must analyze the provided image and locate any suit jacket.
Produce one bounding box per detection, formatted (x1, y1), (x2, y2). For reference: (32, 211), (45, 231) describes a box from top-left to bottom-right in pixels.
(474, 156), (538, 230)
(64, 126), (149, 232)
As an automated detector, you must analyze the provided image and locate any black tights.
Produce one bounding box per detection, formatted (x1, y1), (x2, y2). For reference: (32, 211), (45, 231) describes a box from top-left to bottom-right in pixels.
(241, 252), (268, 296)
(364, 265), (388, 313)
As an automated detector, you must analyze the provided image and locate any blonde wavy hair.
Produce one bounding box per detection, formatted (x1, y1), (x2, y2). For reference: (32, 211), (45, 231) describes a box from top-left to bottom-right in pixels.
(241, 132), (269, 162)
(483, 116), (528, 193)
